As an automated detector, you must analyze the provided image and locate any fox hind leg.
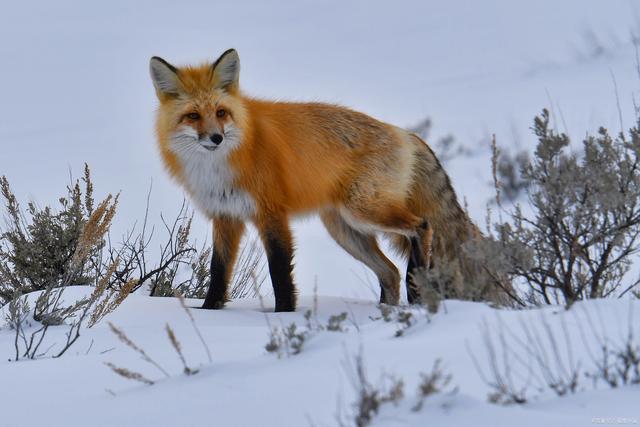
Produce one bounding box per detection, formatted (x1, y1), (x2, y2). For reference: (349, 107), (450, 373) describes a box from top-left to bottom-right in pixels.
(342, 200), (434, 304)
(405, 220), (433, 304)
(320, 210), (400, 305)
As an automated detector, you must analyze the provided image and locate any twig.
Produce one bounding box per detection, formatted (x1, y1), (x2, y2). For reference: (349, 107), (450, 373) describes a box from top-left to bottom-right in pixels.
(108, 322), (170, 378)
(174, 291), (212, 364)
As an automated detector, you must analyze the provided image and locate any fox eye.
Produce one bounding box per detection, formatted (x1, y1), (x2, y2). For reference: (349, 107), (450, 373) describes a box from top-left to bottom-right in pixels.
(216, 109), (226, 118)
(186, 112), (200, 120)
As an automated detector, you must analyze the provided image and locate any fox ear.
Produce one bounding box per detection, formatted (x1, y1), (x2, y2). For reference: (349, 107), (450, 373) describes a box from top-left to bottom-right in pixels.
(212, 49), (240, 93)
(150, 57), (180, 97)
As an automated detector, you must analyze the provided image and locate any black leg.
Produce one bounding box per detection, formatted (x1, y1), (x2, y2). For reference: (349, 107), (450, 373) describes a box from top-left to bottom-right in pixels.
(201, 216), (244, 310)
(264, 234), (296, 311)
(405, 237), (422, 304)
(259, 217), (296, 312)
(202, 248), (229, 309)
(379, 287), (387, 304)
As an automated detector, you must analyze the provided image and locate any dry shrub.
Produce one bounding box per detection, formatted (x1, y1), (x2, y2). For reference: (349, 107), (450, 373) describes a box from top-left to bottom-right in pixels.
(469, 306), (640, 405)
(106, 295), (211, 385)
(465, 110), (640, 308)
(336, 350), (453, 426)
(5, 194), (124, 359)
(0, 164), (100, 303)
(412, 359), (452, 411)
(519, 111), (640, 304)
(339, 350), (404, 427)
(469, 314), (580, 405)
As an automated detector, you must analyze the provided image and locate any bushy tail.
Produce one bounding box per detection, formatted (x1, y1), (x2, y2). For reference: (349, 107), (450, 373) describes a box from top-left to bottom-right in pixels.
(388, 135), (513, 305)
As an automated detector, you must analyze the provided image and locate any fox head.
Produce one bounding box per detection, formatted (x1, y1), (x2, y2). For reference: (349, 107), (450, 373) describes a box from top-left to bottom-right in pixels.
(150, 49), (247, 155)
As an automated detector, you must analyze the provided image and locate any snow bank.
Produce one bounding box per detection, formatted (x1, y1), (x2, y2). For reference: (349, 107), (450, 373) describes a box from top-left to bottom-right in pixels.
(1, 294), (637, 426)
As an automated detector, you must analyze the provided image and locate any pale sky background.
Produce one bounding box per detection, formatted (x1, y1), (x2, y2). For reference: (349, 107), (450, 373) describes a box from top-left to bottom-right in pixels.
(1, 0), (639, 300)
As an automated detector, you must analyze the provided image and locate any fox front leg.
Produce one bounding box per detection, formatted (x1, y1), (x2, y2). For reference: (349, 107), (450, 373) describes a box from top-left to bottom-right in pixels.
(202, 216), (245, 309)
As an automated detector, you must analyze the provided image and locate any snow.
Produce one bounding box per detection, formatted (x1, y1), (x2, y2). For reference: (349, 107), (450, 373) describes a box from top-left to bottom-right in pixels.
(2, 0), (640, 425)
(1, 290), (638, 426)
(2, 0), (640, 300)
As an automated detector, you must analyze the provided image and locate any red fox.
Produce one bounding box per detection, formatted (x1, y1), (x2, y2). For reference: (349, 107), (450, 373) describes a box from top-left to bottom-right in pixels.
(150, 49), (488, 312)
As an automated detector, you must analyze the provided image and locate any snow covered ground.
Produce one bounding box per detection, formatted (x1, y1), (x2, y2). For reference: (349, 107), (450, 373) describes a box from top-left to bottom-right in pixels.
(2, 0), (640, 425)
(1, 289), (638, 426)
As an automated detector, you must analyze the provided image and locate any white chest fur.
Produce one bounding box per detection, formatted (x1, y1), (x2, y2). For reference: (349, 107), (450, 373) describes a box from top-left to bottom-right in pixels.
(170, 126), (256, 218)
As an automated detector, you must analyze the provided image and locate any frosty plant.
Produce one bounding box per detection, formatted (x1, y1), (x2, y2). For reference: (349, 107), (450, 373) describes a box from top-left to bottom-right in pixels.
(4, 194), (129, 360)
(262, 287), (351, 357)
(0, 164), (100, 304)
(0, 167), (144, 360)
(104, 190), (267, 300)
(579, 305), (640, 388)
(335, 349), (452, 426)
(372, 304), (429, 337)
(490, 109), (640, 306)
(469, 314), (581, 404)
(470, 306), (640, 405)
(106, 291), (212, 385)
(495, 148), (529, 202)
(338, 349), (405, 427)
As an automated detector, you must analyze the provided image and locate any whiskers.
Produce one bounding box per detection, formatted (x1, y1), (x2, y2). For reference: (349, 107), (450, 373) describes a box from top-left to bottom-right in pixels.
(170, 124), (243, 159)
(170, 127), (202, 158)
(223, 124), (242, 142)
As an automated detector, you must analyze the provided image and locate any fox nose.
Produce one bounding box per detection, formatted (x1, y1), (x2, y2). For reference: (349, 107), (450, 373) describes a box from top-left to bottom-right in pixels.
(210, 133), (223, 145)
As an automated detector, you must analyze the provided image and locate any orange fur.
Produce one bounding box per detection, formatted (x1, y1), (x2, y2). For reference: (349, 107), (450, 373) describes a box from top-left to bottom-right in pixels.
(150, 49), (478, 310)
